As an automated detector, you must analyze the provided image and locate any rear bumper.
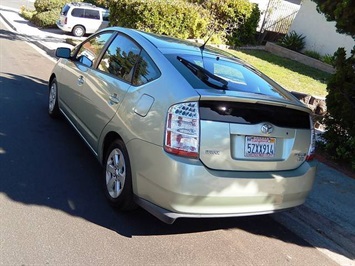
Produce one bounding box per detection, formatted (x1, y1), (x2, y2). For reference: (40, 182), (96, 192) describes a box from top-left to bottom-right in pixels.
(56, 21), (71, 33)
(128, 140), (317, 223)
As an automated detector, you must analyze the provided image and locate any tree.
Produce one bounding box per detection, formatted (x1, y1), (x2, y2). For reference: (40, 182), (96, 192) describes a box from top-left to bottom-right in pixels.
(312, 0), (355, 170)
(311, 0), (355, 38)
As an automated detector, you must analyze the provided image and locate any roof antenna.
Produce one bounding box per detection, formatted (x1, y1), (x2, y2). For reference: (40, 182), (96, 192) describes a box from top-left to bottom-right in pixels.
(199, 29), (215, 61)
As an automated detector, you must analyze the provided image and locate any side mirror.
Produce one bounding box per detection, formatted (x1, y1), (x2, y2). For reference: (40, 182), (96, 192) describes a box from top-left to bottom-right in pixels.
(78, 55), (93, 68)
(55, 47), (71, 59)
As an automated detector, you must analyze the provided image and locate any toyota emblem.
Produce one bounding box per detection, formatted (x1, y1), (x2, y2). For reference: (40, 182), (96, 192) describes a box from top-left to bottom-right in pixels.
(261, 123), (274, 134)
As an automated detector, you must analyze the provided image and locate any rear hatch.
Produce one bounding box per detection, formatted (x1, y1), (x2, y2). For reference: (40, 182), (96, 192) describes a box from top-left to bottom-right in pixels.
(58, 4), (70, 25)
(198, 96), (312, 171)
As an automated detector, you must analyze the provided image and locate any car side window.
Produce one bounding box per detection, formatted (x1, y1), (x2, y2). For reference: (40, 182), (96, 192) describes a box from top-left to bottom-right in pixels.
(75, 32), (113, 66)
(71, 8), (84, 18)
(132, 50), (161, 86)
(85, 10), (100, 20)
(98, 34), (141, 83)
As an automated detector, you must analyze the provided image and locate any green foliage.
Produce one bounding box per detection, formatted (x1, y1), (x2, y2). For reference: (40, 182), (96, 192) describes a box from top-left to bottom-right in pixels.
(304, 50), (321, 60)
(19, 6), (36, 20)
(31, 0), (78, 28)
(232, 4), (260, 46)
(278, 31), (306, 52)
(312, 0), (355, 38)
(34, 0), (69, 13)
(109, 0), (212, 39)
(321, 54), (335, 65)
(31, 9), (60, 28)
(322, 48), (355, 170)
(189, 0), (260, 46)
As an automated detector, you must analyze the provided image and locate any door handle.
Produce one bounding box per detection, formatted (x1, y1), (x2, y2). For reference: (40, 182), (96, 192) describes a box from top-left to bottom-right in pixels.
(109, 93), (120, 105)
(77, 75), (84, 86)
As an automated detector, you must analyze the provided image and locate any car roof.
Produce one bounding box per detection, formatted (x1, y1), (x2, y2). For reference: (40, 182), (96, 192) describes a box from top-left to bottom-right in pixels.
(134, 30), (242, 62)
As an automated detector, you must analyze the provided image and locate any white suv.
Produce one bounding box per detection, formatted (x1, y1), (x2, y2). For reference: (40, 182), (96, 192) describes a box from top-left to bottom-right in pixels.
(57, 2), (109, 37)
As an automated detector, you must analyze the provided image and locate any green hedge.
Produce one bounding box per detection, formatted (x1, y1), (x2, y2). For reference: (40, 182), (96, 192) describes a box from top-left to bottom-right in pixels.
(31, 9), (61, 28)
(109, 0), (212, 39)
(189, 0), (260, 46)
(34, 0), (69, 13)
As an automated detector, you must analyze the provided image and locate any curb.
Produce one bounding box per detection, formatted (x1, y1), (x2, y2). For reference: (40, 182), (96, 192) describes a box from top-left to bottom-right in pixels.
(0, 12), (17, 31)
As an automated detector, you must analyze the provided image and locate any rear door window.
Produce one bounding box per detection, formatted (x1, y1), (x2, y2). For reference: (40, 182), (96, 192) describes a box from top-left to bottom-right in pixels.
(71, 8), (84, 18)
(85, 10), (100, 20)
(98, 34), (142, 83)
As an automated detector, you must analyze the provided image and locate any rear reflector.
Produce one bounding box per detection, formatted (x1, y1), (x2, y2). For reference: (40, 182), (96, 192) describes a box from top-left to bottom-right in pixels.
(164, 102), (199, 158)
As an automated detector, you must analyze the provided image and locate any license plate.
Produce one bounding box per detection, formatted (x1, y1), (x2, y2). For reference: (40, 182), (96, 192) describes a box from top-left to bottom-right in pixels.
(245, 136), (276, 158)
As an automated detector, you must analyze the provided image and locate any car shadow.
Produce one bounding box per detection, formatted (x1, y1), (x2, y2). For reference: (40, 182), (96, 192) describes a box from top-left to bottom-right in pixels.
(0, 73), (352, 262)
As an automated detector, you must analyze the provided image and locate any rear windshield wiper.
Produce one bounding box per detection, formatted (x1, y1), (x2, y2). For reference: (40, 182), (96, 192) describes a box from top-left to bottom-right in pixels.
(177, 56), (228, 90)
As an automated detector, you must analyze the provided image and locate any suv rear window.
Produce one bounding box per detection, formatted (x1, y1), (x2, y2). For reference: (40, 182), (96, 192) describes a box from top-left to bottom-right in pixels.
(61, 4), (70, 15)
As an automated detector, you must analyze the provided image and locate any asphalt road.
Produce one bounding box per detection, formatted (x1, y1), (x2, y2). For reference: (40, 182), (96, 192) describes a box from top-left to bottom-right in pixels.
(0, 18), (344, 265)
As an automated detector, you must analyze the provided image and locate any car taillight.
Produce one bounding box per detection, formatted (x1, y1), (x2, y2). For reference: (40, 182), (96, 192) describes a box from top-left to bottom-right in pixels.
(306, 115), (316, 161)
(164, 102), (199, 159)
(64, 17), (67, 24)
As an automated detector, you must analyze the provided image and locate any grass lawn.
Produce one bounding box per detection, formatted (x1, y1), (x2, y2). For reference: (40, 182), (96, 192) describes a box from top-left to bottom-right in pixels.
(228, 49), (331, 98)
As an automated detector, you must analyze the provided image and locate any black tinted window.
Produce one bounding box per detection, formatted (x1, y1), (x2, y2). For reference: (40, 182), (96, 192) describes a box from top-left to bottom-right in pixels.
(71, 8), (84, 18)
(132, 50), (160, 86)
(85, 10), (100, 20)
(98, 34), (141, 83)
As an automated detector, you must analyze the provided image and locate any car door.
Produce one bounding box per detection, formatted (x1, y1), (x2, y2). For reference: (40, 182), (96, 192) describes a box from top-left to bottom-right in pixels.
(75, 33), (143, 151)
(58, 31), (114, 137)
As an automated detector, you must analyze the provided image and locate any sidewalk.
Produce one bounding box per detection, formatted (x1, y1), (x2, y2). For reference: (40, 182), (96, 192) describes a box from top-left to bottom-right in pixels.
(1, 6), (354, 265)
(0, 5), (81, 57)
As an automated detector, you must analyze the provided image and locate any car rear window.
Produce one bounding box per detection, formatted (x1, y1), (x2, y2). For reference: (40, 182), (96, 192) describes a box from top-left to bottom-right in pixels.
(166, 54), (288, 99)
(61, 4), (70, 15)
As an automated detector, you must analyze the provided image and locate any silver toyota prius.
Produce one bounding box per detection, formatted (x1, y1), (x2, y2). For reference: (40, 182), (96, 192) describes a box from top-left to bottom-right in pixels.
(48, 27), (317, 224)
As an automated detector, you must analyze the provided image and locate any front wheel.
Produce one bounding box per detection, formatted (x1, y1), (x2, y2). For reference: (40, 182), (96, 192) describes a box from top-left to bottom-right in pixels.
(48, 78), (60, 118)
(104, 139), (136, 210)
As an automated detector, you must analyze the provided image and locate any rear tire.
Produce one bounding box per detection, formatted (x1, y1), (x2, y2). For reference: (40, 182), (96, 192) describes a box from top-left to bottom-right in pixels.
(103, 139), (136, 210)
(72, 25), (85, 37)
(48, 78), (60, 118)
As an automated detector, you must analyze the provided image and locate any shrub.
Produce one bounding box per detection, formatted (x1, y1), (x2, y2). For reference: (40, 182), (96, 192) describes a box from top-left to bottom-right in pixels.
(31, 0), (74, 27)
(278, 31), (306, 52)
(20, 6), (36, 20)
(304, 50), (321, 60)
(321, 54), (335, 65)
(322, 47), (355, 170)
(189, 0), (260, 46)
(34, 0), (69, 13)
(31, 9), (60, 28)
(109, 0), (212, 39)
(232, 4), (260, 46)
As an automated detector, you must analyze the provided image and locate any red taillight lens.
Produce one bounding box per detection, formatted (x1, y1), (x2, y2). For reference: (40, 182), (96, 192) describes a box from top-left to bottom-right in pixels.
(64, 17), (67, 25)
(164, 102), (199, 158)
(306, 116), (316, 161)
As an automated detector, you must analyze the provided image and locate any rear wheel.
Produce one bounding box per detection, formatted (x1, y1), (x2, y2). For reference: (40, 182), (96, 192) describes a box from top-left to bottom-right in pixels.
(72, 25), (85, 37)
(48, 78), (60, 118)
(103, 139), (136, 210)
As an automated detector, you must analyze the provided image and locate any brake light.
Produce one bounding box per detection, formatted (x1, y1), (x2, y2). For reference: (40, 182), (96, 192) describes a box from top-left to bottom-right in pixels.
(306, 116), (316, 161)
(64, 17), (67, 25)
(164, 102), (199, 158)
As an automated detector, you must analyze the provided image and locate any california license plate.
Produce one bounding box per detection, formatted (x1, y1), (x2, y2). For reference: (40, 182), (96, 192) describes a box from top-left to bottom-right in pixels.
(245, 136), (276, 158)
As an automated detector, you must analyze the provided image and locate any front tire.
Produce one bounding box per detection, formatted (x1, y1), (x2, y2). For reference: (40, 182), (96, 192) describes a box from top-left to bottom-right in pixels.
(104, 139), (136, 210)
(48, 78), (60, 118)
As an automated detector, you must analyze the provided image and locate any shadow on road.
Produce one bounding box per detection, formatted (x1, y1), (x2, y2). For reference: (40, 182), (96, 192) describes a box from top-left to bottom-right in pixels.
(0, 73), (351, 262)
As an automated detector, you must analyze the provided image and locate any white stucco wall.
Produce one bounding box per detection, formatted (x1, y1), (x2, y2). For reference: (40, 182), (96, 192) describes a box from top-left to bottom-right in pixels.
(289, 0), (354, 56)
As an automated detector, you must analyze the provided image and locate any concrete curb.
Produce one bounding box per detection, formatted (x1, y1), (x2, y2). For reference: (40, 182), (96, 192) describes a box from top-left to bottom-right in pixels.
(0, 11), (16, 31)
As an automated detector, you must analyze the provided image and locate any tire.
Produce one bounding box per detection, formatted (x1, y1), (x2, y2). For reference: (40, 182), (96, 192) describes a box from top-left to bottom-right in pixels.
(104, 139), (136, 210)
(72, 25), (85, 37)
(48, 78), (60, 118)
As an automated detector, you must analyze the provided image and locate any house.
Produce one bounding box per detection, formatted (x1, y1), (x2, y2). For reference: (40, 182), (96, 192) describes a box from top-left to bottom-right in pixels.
(288, 0), (354, 56)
